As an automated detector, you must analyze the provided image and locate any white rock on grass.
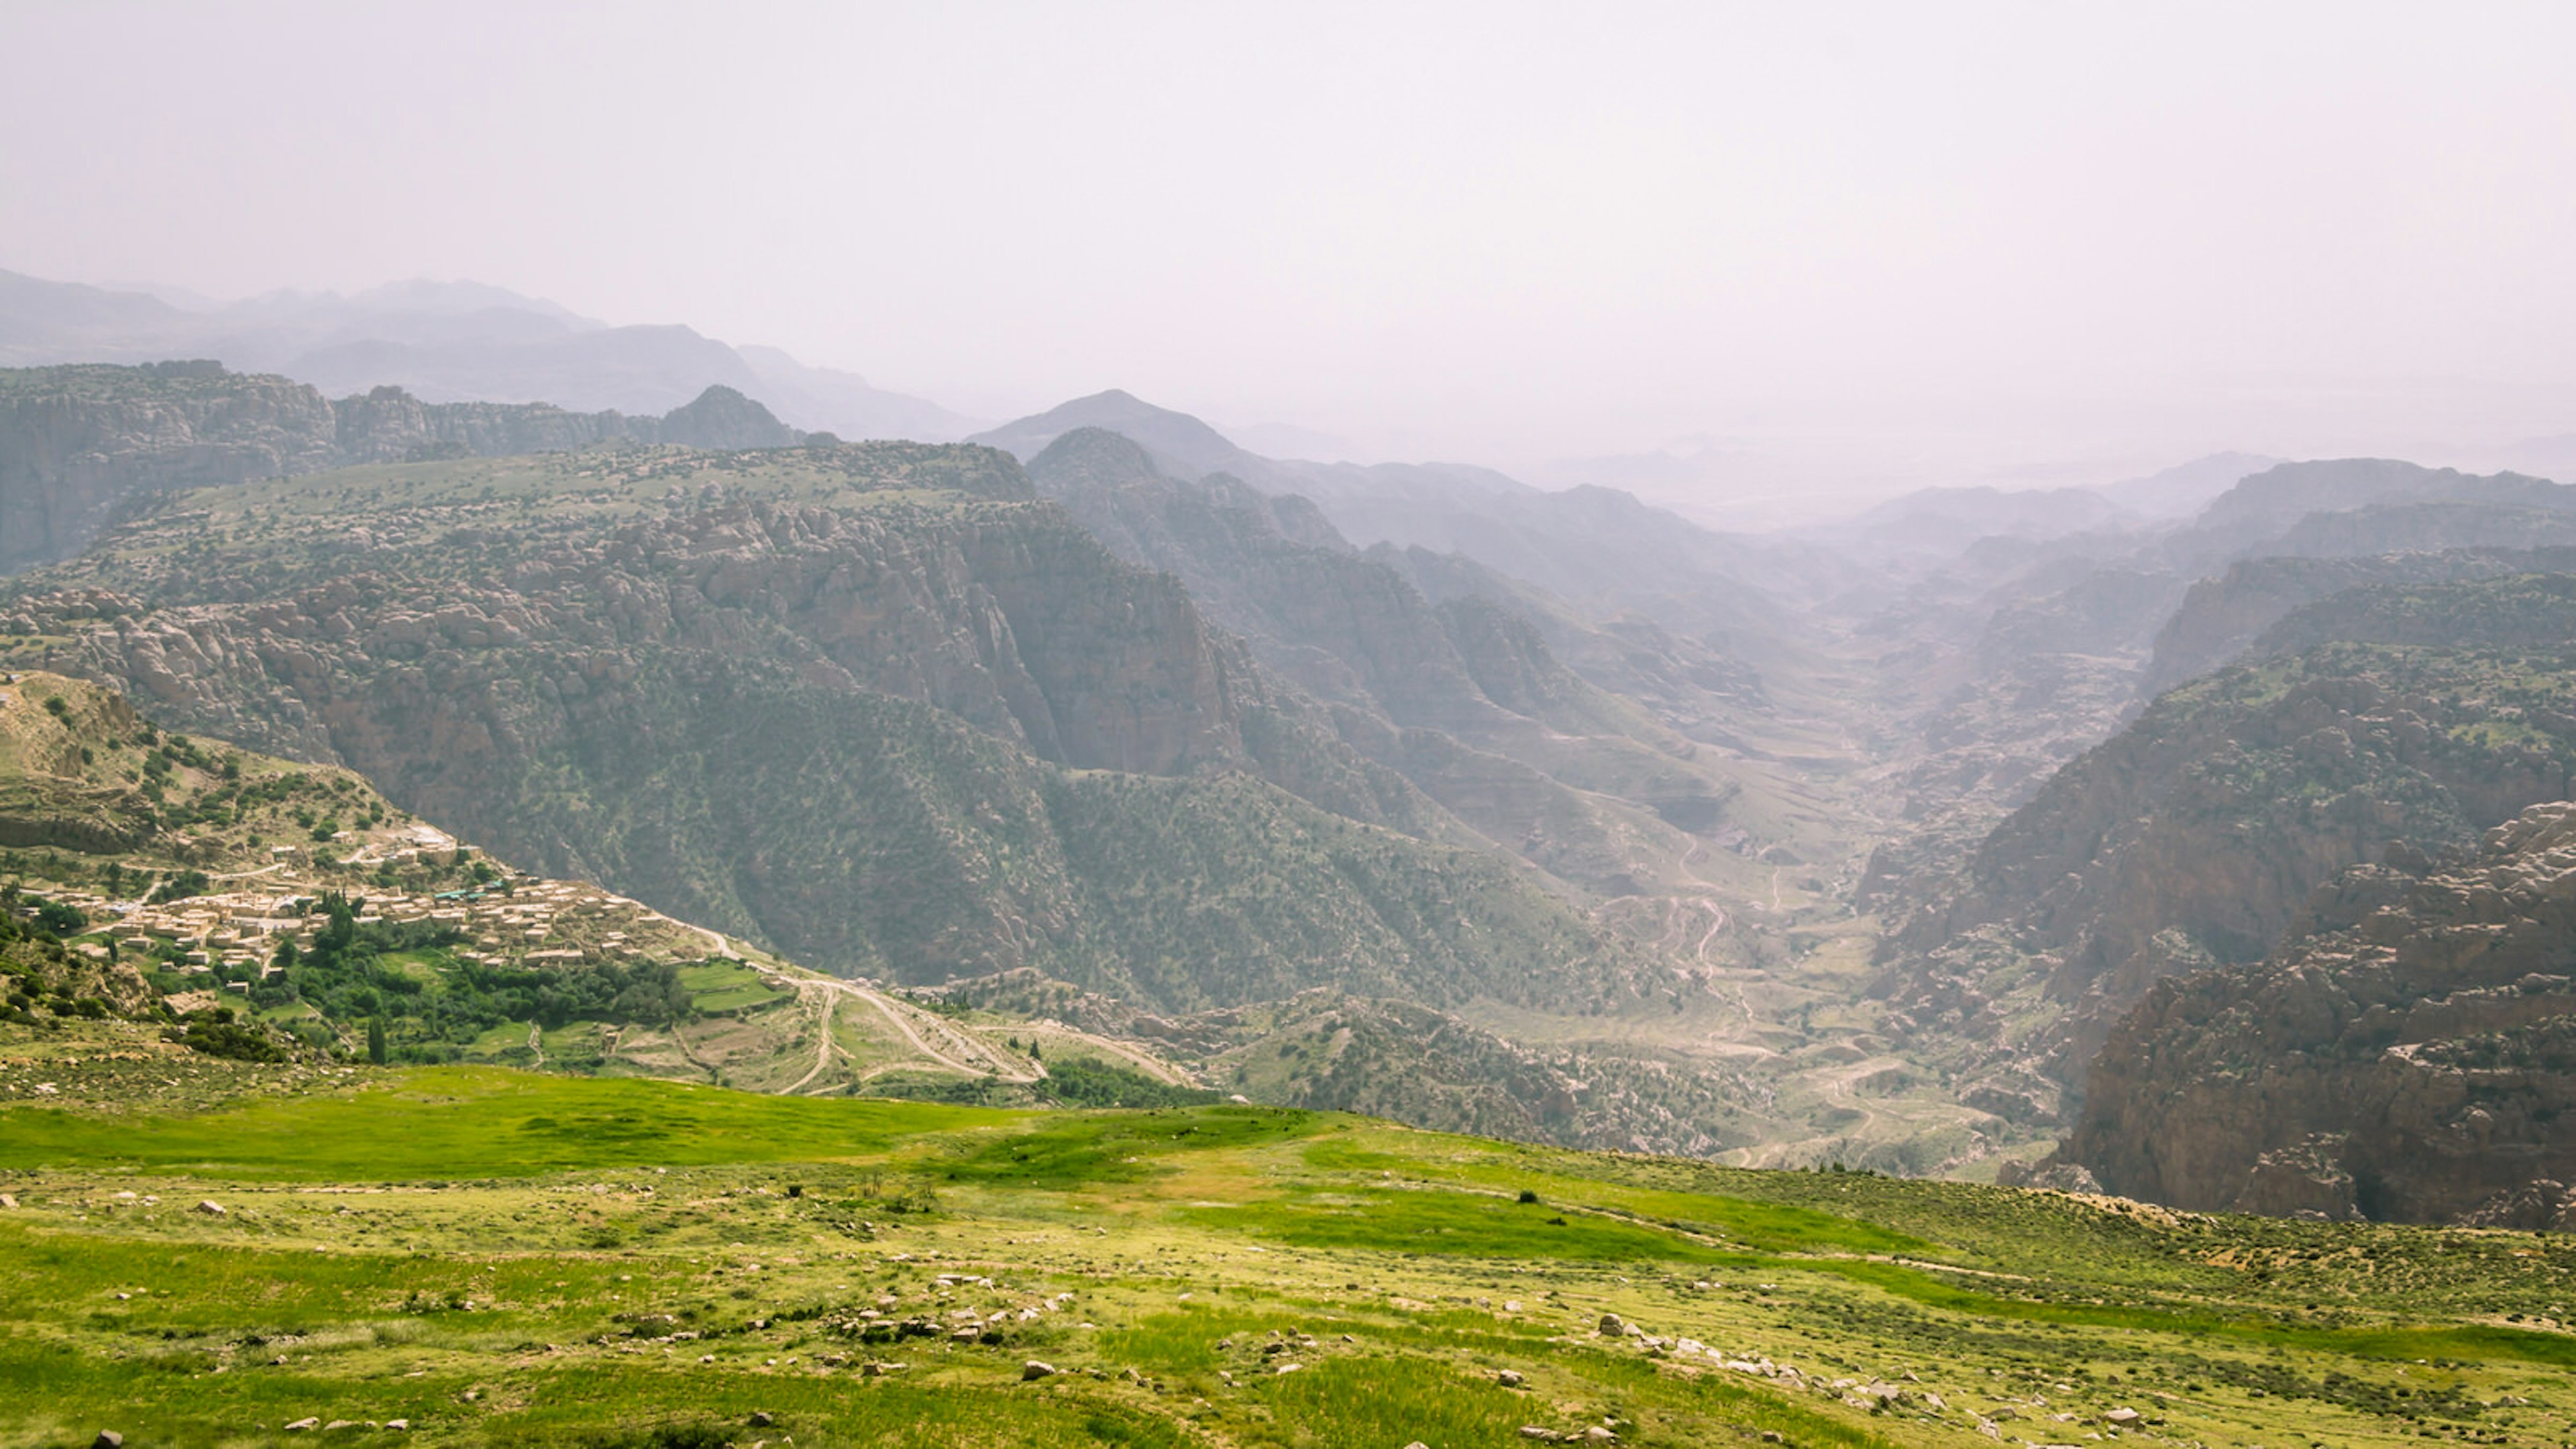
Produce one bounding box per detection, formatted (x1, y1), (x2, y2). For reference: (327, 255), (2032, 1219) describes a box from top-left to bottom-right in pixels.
(1022, 1360), (1057, 1381)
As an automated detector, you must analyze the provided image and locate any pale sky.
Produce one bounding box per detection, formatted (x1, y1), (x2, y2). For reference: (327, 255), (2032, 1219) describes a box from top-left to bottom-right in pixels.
(7, 1), (2575, 498)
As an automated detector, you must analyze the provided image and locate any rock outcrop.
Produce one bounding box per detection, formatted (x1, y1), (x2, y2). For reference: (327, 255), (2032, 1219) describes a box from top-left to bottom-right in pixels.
(0, 363), (812, 572)
(1887, 574), (2576, 1087)
(2061, 802), (2576, 1222)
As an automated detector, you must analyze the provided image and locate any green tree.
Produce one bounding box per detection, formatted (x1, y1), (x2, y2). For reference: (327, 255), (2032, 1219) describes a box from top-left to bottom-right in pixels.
(367, 1016), (388, 1065)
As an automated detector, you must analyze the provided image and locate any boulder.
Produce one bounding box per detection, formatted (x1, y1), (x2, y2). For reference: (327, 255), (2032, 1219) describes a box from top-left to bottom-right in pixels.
(1022, 1360), (1057, 1381)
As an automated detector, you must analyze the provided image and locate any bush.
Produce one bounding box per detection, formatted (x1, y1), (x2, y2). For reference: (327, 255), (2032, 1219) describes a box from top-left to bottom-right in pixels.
(180, 1016), (287, 1063)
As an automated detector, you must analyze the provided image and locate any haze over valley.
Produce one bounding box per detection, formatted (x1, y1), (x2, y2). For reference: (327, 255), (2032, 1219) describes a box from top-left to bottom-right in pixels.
(8, 7), (2576, 1448)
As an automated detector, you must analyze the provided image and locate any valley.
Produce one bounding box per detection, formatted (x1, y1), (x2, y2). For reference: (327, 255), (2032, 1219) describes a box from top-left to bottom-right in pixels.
(5, 358), (2576, 1433)
(7, 360), (2576, 1244)
(10, 13), (2575, 1446)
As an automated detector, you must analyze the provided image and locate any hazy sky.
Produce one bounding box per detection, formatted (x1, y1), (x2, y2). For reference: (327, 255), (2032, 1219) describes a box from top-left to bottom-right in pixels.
(7, 2), (2575, 499)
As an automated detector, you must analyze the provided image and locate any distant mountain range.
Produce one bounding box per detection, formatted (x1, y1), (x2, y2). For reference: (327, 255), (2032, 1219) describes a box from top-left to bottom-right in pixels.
(0, 268), (981, 443)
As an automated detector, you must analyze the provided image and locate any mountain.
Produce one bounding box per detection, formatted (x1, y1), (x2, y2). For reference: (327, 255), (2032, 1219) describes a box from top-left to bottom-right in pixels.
(0, 362), (812, 572)
(1, 441), (1650, 1022)
(1885, 573), (2576, 1097)
(2155, 458), (2576, 574)
(2061, 799), (2576, 1223)
(970, 388), (1264, 480)
(975, 389), (1825, 667)
(1020, 427), (1774, 898)
(2087, 451), (2279, 518)
(0, 669), (1177, 1096)
(0, 267), (978, 442)
(2143, 548), (2576, 695)
(1806, 486), (2139, 562)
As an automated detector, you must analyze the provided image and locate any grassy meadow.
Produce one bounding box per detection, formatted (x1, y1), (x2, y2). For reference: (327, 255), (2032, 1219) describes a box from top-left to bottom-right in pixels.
(2, 1051), (2573, 1448)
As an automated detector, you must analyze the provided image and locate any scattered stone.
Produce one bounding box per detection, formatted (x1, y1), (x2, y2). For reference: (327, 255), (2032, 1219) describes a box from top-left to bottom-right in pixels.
(92, 1433), (123, 1449)
(1, 1194), (19, 1209)
(1582, 1430), (1618, 1444)
(384, 1423), (409, 1432)
(1519, 1430), (1556, 1442)
(1496, 1370), (1525, 1387)
(284, 1419), (319, 1432)
(323, 1422), (359, 1432)
(1274, 1362), (1302, 1375)
(1596, 1314), (1625, 1335)
(195, 1200), (227, 1217)
(1023, 1360), (1057, 1381)
(2104, 1407), (2141, 1424)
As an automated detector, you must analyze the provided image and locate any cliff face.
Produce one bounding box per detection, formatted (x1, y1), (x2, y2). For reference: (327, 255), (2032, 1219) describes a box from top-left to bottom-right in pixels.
(2157, 460), (2576, 575)
(1, 443), (1631, 1011)
(1020, 427), (1753, 895)
(1, 362), (341, 570)
(2064, 802), (2576, 1223)
(0, 364), (808, 572)
(1888, 575), (2576, 1087)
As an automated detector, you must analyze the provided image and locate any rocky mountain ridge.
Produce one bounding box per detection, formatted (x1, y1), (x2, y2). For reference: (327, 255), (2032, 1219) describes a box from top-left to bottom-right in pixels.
(1882, 575), (2576, 1102)
(2059, 800), (2576, 1223)
(2, 444), (1648, 1019)
(0, 362), (809, 572)
(1020, 427), (1780, 898)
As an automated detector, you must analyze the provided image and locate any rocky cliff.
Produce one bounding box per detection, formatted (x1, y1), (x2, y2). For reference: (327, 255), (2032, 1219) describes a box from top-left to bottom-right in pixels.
(2061, 801), (2576, 1222)
(2140, 551), (2576, 695)
(0, 362), (809, 572)
(2, 443), (1640, 1014)
(1021, 427), (1755, 896)
(1886, 574), (2576, 1089)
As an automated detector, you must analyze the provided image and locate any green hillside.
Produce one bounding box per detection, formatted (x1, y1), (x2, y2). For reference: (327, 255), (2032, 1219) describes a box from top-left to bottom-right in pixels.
(3, 1057), (2571, 1448)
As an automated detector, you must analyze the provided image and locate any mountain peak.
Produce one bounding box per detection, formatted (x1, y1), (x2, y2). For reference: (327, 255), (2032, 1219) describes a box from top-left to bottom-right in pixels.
(657, 383), (806, 450)
(969, 390), (1262, 482)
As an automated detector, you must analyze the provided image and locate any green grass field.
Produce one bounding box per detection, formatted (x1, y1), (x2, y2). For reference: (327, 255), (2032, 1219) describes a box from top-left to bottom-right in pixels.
(3, 1064), (2573, 1448)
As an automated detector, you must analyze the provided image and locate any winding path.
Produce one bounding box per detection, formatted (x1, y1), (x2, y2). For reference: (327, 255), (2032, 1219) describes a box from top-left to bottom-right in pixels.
(780, 990), (838, 1095)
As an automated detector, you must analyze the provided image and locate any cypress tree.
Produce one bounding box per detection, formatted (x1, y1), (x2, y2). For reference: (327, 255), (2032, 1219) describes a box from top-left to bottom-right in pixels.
(367, 1016), (388, 1066)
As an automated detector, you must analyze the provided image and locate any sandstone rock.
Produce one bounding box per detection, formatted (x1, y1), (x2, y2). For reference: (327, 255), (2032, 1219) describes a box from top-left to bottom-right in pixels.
(2069, 800), (2576, 1220)
(1022, 1360), (1057, 1381)
(92, 1432), (123, 1448)
(194, 1199), (226, 1216)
